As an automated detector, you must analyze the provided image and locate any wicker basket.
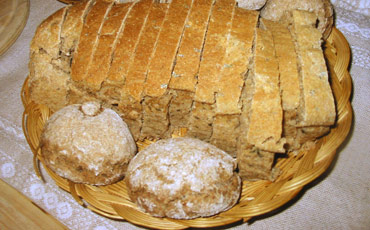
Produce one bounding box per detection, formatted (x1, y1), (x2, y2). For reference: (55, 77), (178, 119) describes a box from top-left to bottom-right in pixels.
(21, 27), (352, 229)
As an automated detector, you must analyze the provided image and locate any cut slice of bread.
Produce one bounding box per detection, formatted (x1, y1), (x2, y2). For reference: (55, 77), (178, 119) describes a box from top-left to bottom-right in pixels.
(106, 0), (153, 86)
(71, 0), (113, 83)
(84, 3), (134, 92)
(118, 2), (169, 140)
(247, 28), (285, 153)
(289, 10), (336, 146)
(194, 0), (236, 104)
(261, 19), (300, 150)
(144, 0), (194, 97)
(168, 0), (215, 92)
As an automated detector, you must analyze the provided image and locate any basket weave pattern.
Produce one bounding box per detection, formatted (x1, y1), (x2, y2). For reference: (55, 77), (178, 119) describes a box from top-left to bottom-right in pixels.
(21, 28), (352, 229)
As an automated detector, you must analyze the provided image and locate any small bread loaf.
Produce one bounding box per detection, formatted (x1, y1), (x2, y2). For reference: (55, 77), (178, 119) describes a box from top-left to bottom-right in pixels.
(260, 0), (334, 39)
(40, 102), (137, 185)
(236, 0), (267, 10)
(125, 137), (241, 219)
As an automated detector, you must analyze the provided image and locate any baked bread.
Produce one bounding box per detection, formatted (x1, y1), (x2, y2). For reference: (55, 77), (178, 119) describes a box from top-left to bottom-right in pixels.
(125, 137), (241, 219)
(236, 0), (267, 10)
(40, 101), (137, 185)
(28, 0), (336, 180)
(260, 0), (334, 39)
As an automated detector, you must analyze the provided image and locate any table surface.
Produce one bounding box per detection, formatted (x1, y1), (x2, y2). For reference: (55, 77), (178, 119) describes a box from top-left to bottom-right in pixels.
(0, 0), (369, 229)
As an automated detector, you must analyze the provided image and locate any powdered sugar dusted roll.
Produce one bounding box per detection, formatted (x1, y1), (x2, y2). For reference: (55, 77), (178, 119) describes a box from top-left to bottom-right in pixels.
(40, 101), (137, 185)
(125, 137), (241, 219)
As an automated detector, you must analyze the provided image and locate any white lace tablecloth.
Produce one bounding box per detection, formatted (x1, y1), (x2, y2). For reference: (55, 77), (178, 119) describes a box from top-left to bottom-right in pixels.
(0, 0), (369, 229)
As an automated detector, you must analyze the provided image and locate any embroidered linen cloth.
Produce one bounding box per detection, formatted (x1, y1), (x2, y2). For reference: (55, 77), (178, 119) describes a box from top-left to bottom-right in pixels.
(0, 0), (369, 229)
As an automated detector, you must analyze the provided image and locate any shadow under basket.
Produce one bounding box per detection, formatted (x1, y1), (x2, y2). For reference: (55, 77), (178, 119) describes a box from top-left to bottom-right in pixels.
(21, 27), (353, 230)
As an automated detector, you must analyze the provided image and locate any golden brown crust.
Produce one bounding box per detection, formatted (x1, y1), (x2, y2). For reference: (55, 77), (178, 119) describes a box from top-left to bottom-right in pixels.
(261, 19), (301, 151)
(247, 28), (285, 153)
(194, 0), (235, 103)
(84, 3), (134, 91)
(216, 8), (258, 114)
(70, 0), (113, 83)
(261, 19), (300, 111)
(168, 0), (215, 92)
(123, 1), (169, 101)
(60, 0), (95, 57)
(143, 0), (194, 97)
(118, 2), (169, 141)
(106, 0), (153, 85)
(291, 10), (336, 127)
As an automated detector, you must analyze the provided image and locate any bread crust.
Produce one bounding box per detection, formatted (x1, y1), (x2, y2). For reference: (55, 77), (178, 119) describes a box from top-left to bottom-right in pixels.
(29, 7), (70, 112)
(40, 102), (136, 185)
(291, 10), (336, 127)
(168, 0), (215, 92)
(247, 28), (285, 153)
(125, 137), (241, 219)
(194, 0), (235, 104)
(260, 0), (334, 39)
(107, 0), (153, 85)
(71, 0), (113, 83)
(143, 0), (194, 97)
(85, 3), (134, 91)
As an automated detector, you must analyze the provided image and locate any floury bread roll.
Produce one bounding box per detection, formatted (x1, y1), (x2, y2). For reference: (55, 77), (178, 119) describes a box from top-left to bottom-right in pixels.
(40, 102), (137, 185)
(260, 0), (334, 39)
(28, 0), (336, 180)
(236, 0), (267, 10)
(125, 137), (241, 219)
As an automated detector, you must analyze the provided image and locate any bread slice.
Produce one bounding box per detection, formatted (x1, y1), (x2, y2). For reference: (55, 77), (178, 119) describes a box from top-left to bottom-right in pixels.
(194, 0), (235, 104)
(290, 10), (336, 128)
(84, 2), (134, 92)
(215, 8), (258, 114)
(70, 0), (113, 83)
(119, 1), (169, 140)
(210, 7), (258, 156)
(122, 2), (169, 102)
(168, 0), (215, 92)
(261, 19), (301, 150)
(247, 28), (285, 153)
(186, 0), (235, 143)
(139, 0), (194, 139)
(236, 29), (280, 181)
(60, 0), (95, 58)
(106, 0), (153, 86)
(143, 0), (194, 97)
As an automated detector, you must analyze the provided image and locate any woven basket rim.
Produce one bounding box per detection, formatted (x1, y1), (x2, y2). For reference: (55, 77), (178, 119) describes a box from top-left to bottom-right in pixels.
(21, 27), (353, 229)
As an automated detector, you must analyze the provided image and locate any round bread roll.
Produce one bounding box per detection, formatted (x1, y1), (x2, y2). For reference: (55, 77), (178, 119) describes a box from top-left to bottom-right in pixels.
(40, 101), (137, 185)
(237, 0), (267, 10)
(125, 137), (241, 219)
(260, 0), (334, 39)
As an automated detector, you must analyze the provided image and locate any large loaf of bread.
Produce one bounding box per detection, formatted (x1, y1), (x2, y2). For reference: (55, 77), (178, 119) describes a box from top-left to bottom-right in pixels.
(28, 0), (336, 180)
